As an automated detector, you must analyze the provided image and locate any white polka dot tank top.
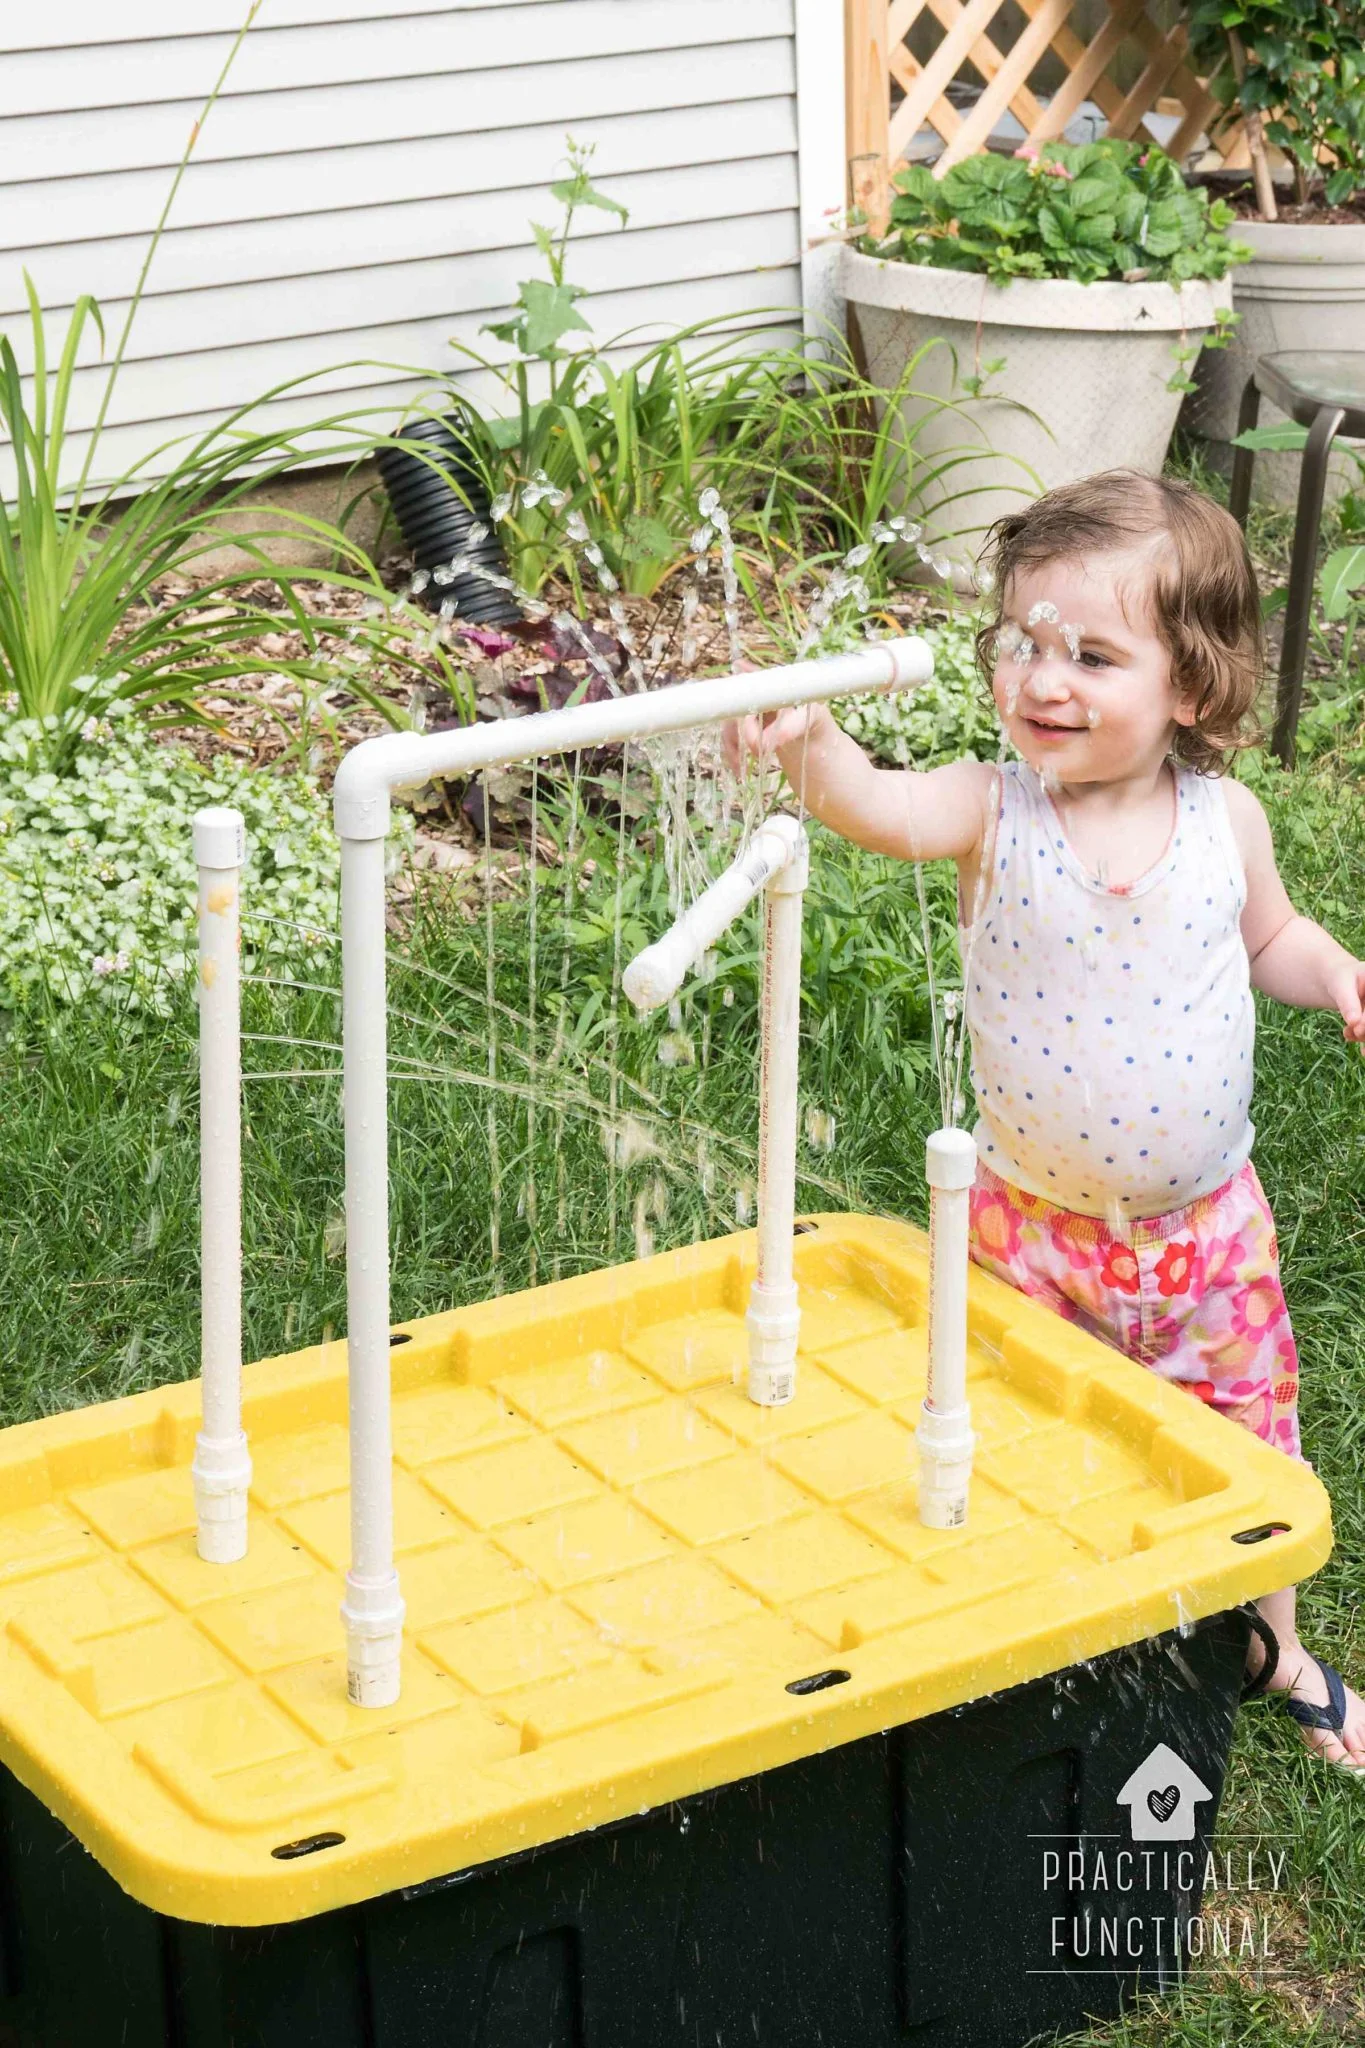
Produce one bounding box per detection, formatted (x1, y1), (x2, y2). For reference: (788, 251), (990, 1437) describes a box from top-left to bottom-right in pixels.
(961, 761), (1254, 1221)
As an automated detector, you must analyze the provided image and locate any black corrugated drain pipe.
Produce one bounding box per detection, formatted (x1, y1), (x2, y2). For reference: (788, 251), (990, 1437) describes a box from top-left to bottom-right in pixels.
(376, 418), (523, 627)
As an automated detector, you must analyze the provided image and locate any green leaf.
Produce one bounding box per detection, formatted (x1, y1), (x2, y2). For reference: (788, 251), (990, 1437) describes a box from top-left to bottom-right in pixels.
(550, 176), (628, 224)
(889, 163), (941, 214)
(516, 278), (593, 357)
(1320, 545), (1365, 622)
(616, 513), (680, 565)
(1231, 422), (1309, 452)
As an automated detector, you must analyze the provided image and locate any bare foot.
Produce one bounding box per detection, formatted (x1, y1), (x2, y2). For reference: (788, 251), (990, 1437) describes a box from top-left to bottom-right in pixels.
(1247, 1636), (1365, 1771)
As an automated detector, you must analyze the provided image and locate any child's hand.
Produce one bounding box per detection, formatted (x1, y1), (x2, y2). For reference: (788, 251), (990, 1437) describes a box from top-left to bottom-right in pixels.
(1330, 957), (1365, 1047)
(721, 704), (831, 777)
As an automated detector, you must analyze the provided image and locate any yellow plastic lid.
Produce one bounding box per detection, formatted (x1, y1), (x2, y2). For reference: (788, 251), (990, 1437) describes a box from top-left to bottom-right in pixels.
(0, 1216), (1329, 1924)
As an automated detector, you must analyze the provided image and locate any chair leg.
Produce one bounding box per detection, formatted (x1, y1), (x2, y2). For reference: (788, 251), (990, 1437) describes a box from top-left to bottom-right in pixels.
(1228, 377), (1260, 528)
(1271, 404), (1346, 768)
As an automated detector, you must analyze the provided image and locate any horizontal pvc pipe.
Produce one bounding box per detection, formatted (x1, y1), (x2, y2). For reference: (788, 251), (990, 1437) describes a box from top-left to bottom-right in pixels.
(334, 637), (933, 1703)
(333, 637), (934, 839)
(192, 808), (252, 1565)
(917, 1127), (978, 1529)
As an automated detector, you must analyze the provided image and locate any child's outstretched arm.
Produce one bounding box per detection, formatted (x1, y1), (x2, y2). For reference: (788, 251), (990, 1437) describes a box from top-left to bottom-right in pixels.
(722, 704), (992, 865)
(1227, 780), (1365, 1045)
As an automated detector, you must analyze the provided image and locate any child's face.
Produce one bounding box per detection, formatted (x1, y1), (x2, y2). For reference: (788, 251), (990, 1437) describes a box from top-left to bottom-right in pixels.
(991, 552), (1194, 783)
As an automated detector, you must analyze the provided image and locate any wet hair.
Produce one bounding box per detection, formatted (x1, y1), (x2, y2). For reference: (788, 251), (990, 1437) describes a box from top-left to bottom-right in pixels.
(973, 469), (1265, 774)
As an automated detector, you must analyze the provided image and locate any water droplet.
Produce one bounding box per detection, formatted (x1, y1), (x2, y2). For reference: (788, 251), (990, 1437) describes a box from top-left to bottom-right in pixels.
(804, 1107), (837, 1153)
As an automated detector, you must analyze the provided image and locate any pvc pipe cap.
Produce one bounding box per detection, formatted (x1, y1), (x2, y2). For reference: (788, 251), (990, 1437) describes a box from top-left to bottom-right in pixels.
(925, 1126), (978, 1190)
(193, 808), (246, 869)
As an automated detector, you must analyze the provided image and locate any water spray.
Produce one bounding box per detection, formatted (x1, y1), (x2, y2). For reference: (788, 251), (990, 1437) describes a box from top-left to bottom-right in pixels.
(331, 636), (932, 1705)
(624, 814), (809, 1405)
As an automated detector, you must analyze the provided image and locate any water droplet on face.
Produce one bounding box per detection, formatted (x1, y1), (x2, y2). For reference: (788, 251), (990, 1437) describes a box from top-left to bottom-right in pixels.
(1026, 600), (1060, 627)
(1086, 704), (1101, 728)
(1062, 621), (1083, 660)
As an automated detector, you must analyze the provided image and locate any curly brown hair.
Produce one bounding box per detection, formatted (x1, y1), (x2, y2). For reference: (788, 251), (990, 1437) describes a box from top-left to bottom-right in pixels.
(973, 469), (1265, 774)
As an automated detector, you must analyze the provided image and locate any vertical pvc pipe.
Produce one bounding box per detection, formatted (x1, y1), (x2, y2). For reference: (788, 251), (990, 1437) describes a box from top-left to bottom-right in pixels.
(917, 1127), (977, 1527)
(192, 807), (252, 1564)
(746, 828), (810, 1406)
(338, 833), (405, 1707)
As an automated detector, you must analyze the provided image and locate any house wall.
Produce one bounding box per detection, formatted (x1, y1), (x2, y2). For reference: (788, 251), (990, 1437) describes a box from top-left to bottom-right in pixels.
(0, 0), (842, 489)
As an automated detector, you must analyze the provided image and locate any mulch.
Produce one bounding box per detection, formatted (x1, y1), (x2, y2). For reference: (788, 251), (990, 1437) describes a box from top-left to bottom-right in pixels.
(146, 552), (936, 897)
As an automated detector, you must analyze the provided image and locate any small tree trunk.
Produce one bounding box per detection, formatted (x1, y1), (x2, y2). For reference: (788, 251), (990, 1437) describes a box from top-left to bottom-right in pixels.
(1228, 31), (1279, 222)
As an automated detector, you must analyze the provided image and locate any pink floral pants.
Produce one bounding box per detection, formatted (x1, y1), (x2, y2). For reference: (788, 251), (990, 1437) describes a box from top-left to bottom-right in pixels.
(969, 1160), (1303, 1461)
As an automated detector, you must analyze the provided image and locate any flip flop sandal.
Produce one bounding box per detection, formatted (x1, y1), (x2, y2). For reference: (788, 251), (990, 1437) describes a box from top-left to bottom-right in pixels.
(1282, 1652), (1365, 1775)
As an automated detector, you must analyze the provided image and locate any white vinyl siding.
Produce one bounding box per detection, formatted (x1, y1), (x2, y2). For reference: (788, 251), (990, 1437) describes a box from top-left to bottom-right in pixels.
(0, 1), (838, 487)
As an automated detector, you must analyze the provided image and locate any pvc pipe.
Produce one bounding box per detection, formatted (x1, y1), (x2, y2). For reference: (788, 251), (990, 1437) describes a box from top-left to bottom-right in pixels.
(623, 814), (805, 1014)
(747, 822), (809, 1407)
(192, 808), (252, 1564)
(338, 834), (406, 1709)
(622, 814), (809, 1406)
(333, 637), (934, 841)
(917, 1127), (978, 1528)
(333, 637), (932, 1703)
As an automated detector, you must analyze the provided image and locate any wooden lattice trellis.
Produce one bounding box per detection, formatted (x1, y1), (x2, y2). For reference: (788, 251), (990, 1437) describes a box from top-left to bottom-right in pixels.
(846, 0), (1248, 232)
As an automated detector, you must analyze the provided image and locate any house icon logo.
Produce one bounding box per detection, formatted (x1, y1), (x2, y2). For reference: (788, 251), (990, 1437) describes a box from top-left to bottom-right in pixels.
(1116, 1742), (1214, 1842)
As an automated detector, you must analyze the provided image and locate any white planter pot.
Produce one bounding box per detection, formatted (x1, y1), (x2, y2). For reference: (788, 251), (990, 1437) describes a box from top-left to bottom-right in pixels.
(841, 246), (1232, 582)
(1182, 220), (1365, 510)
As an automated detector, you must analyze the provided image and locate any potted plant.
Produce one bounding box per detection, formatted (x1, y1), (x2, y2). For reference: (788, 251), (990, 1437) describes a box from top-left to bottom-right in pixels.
(840, 137), (1247, 580)
(1182, 2), (1365, 504)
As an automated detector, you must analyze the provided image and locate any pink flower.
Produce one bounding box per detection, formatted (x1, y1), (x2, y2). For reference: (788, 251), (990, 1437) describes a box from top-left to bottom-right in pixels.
(1099, 1243), (1140, 1295)
(971, 1192), (1022, 1263)
(1049, 1225), (1093, 1273)
(1230, 1277), (1286, 1344)
(1155, 1240), (1201, 1298)
(1199, 1234), (1247, 1292)
(1013, 142), (1040, 161)
(1042, 160), (1074, 180)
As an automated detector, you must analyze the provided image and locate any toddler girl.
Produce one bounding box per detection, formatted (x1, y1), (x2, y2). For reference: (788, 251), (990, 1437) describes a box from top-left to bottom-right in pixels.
(724, 469), (1365, 1771)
